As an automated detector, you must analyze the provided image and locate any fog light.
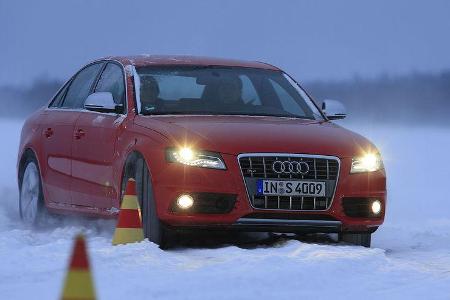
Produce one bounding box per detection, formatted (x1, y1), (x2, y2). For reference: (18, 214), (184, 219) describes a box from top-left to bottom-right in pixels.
(371, 200), (382, 215)
(177, 194), (194, 209)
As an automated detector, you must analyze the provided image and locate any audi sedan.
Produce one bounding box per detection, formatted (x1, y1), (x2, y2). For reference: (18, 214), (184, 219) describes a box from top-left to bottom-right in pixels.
(17, 55), (386, 248)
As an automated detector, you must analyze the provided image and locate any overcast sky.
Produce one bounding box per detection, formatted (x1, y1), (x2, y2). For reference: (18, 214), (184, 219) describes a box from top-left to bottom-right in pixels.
(1, 0), (450, 86)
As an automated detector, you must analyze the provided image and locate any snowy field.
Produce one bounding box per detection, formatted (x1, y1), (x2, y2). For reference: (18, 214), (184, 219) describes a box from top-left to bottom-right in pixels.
(1, 118), (450, 299)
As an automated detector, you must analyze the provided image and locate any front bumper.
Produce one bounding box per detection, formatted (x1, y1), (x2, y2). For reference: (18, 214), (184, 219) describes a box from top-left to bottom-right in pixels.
(168, 218), (343, 234)
(148, 152), (386, 233)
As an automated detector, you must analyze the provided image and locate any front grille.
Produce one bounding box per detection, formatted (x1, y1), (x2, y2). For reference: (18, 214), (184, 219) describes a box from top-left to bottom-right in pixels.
(238, 154), (340, 211)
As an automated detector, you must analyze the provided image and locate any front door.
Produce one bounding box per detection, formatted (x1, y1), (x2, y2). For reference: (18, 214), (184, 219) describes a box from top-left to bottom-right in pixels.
(70, 112), (122, 208)
(70, 62), (127, 208)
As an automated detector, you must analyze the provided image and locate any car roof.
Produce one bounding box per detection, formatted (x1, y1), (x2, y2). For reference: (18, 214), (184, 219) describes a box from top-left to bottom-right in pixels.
(100, 55), (280, 71)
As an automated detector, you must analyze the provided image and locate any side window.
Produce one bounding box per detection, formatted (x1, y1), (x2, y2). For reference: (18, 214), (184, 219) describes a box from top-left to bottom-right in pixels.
(269, 79), (306, 116)
(62, 63), (103, 109)
(95, 63), (125, 105)
(49, 81), (70, 108)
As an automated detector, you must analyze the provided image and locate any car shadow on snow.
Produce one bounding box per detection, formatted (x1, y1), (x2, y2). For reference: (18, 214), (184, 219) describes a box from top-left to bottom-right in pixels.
(172, 231), (340, 250)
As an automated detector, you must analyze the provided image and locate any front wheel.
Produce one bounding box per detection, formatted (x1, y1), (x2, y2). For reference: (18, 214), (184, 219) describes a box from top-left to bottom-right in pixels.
(125, 157), (176, 249)
(340, 232), (371, 247)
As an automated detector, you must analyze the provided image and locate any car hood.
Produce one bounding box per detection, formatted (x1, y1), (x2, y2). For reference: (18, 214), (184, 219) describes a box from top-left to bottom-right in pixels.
(134, 115), (376, 158)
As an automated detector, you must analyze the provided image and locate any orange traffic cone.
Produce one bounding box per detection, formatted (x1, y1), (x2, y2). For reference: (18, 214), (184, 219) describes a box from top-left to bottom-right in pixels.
(112, 178), (145, 245)
(61, 234), (96, 300)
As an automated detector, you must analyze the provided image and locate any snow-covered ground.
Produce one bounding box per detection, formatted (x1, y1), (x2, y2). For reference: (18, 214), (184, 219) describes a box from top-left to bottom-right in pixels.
(1, 118), (450, 299)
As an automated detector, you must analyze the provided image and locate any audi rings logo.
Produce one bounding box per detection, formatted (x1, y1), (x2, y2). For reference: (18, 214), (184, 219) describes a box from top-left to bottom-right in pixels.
(272, 160), (310, 175)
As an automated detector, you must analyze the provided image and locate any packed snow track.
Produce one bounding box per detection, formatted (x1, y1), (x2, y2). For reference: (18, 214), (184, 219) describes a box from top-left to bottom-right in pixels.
(1, 119), (450, 299)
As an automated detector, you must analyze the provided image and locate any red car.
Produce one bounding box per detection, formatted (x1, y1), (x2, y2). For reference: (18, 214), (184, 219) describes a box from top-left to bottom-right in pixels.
(17, 55), (386, 248)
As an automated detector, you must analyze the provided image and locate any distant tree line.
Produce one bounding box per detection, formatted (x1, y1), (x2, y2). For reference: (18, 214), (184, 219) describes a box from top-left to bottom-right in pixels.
(304, 71), (450, 126)
(0, 78), (62, 118)
(0, 72), (449, 125)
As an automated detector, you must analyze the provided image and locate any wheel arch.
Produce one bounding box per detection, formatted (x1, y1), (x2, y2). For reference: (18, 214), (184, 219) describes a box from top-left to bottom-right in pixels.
(120, 150), (154, 200)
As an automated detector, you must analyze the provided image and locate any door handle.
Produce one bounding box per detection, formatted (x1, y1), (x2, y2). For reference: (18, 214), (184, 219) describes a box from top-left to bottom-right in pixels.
(74, 129), (85, 140)
(44, 128), (53, 138)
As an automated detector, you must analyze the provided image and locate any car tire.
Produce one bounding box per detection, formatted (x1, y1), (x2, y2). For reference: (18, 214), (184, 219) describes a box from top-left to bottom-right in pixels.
(19, 154), (46, 225)
(340, 232), (371, 247)
(129, 157), (176, 249)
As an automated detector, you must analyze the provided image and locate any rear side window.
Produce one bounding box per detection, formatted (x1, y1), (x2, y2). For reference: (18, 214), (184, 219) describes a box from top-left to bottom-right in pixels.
(95, 63), (125, 105)
(49, 82), (70, 108)
(62, 63), (103, 109)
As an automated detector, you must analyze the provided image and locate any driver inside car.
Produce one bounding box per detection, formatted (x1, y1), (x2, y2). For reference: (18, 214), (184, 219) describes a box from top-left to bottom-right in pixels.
(215, 76), (244, 106)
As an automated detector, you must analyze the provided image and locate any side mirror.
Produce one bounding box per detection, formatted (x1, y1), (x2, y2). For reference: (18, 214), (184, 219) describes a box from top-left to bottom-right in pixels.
(322, 99), (347, 120)
(84, 92), (123, 113)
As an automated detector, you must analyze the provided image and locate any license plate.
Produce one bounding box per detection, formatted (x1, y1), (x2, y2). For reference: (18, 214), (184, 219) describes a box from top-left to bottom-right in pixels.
(257, 180), (326, 197)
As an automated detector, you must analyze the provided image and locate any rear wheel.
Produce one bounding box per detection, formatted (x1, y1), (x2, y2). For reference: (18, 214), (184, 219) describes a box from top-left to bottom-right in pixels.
(340, 232), (371, 247)
(123, 156), (176, 249)
(19, 155), (45, 225)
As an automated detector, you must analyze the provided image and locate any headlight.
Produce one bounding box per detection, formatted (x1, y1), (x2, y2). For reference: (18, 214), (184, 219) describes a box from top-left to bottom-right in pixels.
(351, 153), (383, 173)
(166, 147), (227, 170)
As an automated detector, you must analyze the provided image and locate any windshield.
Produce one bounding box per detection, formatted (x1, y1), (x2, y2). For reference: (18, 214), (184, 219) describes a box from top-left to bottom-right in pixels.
(135, 66), (323, 120)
